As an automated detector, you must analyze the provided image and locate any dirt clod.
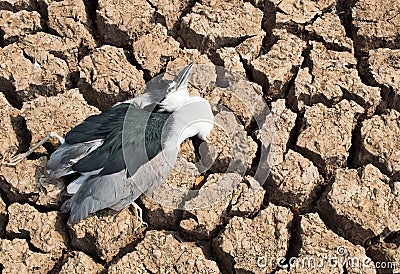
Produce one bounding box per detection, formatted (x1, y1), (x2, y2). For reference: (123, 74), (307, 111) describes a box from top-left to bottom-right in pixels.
(251, 30), (307, 99)
(78, 45), (145, 109)
(0, 0), (38, 11)
(265, 99), (297, 168)
(318, 164), (400, 245)
(6, 202), (67, 255)
(59, 251), (104, 274)
(180, 173), (243, 239)
(352, 0), (400, 53)
(368, 48), (400, 112)
(218, 81), (266, 128)
(69, 206), (143, 262)
(358, 109), (400, 177)
(45, 0), (96, 51)
(148, 0), (192, 32)
(211, 47), (246, 78)
(16, 31), (80, 72)
(235, 31), (265, 65)
(296, 100), (364, 173)
(0, 157), (64, 206)
(201, 109), (257, 173)
(0, 238), (58, 273)
(109, 230), (220, 273)
(213, 204), (293, 273)
(289, 42), (381, 115)
(0, 43), (69, 104)
(267, 149), (324, 212)
(305, 11), (353, 52)
(179, 0), (263, 51)
(275, 0), (335, 26)
(228, 175), (265, 217)
(0, 93), (19, 160)
(133, 24), (180, 77)
(286, 213), (376, 273)
(0, 10), (42, 44)
(96, 0), (155, 47)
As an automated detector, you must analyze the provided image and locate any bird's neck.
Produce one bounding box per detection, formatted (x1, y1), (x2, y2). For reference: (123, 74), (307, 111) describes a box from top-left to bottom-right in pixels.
(160, 88), (190, 112)
(162, 134), (180, 162)
(161, 96), (210, 151)
(163, 113), (195, 152)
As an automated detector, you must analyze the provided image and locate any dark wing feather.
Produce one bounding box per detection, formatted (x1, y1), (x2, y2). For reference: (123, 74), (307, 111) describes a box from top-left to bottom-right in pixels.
(47, 140), (103, 178)
(48, 104), (129, 178)
(71, 129), (124, 175)
(70, 108), (172, 177)
(144, 113), (172, 160)
(64, 110), (174, 223)
(65, 103), (129, 144)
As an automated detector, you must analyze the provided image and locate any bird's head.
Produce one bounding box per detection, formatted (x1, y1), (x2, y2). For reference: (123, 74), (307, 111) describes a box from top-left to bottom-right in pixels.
(158, 62), (215, 145)
(158, 62), (194, 112)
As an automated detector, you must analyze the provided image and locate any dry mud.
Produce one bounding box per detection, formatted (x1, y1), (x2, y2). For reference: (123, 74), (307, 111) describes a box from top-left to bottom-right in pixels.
(0, 0), (399, 273)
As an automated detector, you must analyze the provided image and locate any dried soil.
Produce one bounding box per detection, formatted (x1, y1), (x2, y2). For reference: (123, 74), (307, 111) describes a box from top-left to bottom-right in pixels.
(0, 0), (399, 273)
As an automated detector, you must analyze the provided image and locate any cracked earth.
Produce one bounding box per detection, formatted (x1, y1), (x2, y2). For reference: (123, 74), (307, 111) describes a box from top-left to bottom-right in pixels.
(0, 0), (399, 273)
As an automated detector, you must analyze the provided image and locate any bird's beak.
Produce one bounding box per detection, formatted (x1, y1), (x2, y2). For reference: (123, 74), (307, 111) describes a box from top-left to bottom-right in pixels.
(174, 62), (194, 91)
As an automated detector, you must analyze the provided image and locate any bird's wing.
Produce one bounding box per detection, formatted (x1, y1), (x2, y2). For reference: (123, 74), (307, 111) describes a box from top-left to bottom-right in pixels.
(66, 169), (129, 223)
(47, 103), (131, 178)
(70, 109), (172, 176)
(64, 102), (130, 144)
(67, 145), (178, 223)
(47, 139), (103, 178)
(63, 110), (175, 222)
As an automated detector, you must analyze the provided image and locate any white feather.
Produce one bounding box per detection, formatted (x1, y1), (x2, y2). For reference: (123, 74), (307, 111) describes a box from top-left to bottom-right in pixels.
(67, 175), (90, 194)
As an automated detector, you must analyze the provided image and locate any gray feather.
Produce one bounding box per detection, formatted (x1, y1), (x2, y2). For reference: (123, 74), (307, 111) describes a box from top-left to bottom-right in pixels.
(67, 169), (129, 223)
(66, 175), (90, 194)
(48, 139), (103, 178)
(66, 145), (179, 223)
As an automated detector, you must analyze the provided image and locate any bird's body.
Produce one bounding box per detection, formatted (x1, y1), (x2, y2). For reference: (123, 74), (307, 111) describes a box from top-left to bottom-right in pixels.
(46, 63), (215, 224)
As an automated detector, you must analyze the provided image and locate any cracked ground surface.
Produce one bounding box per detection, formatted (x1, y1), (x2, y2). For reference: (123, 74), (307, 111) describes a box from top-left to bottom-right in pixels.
(0, 0), (399, 273)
